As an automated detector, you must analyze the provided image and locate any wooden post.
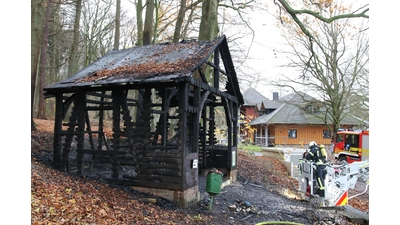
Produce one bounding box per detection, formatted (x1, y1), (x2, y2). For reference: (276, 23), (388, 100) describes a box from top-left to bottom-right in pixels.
(178, 83), (189, 190)
(53, 93), (63, 169)
(111, 89), (122, 178)
(76, 92), (86, 175)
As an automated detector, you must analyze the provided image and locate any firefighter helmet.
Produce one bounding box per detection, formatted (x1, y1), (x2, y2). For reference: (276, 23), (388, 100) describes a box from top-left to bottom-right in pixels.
(309, 141), (317, 147)
(320, 144), (325, 149)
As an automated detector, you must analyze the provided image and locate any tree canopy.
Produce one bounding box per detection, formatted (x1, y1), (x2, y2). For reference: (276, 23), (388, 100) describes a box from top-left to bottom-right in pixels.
(31, 0), (369, 131)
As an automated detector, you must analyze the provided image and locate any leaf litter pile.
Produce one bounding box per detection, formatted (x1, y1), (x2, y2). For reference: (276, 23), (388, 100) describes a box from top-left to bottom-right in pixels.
(32, 119), (368, 224)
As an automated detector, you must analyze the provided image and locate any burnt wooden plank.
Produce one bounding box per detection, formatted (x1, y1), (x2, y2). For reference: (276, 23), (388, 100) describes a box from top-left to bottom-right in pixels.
(136, 174), (182, 183)
(184, 170), (197, 185)
(85, 106), (114, 111)
(151, 109), (167, 115)
(138, 163), (182, 170)
(85, 98), (112, 105)
(104, 179), (182, 191)
(59, 130), (101, 135)
(136, 168), (181, 177)
(119, 160), (136, 166)
(76, 149), (127, 155)
(134, 151), (182, 158)
(140, 157), (181, 164)
(86, 92), (113, 99)
(128, 145), (178, 150)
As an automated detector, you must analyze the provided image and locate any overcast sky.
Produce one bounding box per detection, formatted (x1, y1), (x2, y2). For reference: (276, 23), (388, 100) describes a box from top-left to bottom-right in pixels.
(238, 0), (371, 99)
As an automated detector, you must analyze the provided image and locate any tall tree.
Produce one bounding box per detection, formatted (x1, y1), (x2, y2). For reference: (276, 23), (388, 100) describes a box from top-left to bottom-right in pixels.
(271, 1), (369, 131)
(173, 0), (187, 43)
(81, 0), (115, 66)
(31, 0), (44, 130)
(37, 0), (53, 119)
(114, 0), (121, 50)
(135, 0), (144, 46)
(143, 0), (155, 45)
(67, 0), (83, 77)
(198, 0), (218, 41)
(172, 0), (202, 43)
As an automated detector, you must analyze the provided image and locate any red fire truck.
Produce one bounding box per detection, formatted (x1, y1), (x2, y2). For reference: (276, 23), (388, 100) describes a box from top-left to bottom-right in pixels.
(332, 130), (369, 163)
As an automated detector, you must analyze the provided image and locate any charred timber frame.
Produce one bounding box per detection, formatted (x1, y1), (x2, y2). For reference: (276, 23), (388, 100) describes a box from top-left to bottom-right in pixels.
(49, 38), (241, 205)
(51, 79), (238, 187)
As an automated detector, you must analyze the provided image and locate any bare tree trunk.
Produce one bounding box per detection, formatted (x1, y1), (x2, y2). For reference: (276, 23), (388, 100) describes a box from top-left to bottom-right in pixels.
(181, 5), (196, 40)
(198, 0), (218, 41)
(47, 0), (62, 119)
(198, 0), (219, 82)
(67, 0), (82, 77)
(31, 0), (43, 130)
(114, 0), (121, 50)
(153, 0), (159, 43)
(136, 0), (143, 46)
(143, 0), (154, 45)
(173, 0), (186, 43)
(37, 0), (52, 119)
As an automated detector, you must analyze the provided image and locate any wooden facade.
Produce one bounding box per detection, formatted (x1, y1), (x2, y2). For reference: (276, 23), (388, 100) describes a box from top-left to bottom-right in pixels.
(44, 35), (243, 208)
(253, 124), (341, 147)
(249, 92), (366, 148)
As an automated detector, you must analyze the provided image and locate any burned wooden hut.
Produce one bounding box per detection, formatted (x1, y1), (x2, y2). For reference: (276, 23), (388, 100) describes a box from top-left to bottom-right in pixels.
(43, 35), (244, 208)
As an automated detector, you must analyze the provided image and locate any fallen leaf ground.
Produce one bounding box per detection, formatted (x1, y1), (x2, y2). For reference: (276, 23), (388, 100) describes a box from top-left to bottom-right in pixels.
(31, 119), (369, 225)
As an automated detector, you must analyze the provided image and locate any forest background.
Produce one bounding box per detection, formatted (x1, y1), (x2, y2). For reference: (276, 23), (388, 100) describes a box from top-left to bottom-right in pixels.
(2, 0), (396, 223)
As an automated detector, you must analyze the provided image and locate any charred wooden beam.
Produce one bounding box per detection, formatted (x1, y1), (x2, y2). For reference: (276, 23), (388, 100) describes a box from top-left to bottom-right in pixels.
(133, 151), (182, 158)
(62, 94), (75, 119)
(135, 169), (181, 177)
(76, 149), (127, 155)
(53, 93), (63, 169)
(86, 91), (113, 99)
(85, 106), (114, 111)
(61, 96), (81, 172)
(111, 89), (123, 178)
(75, 92), (87, 175)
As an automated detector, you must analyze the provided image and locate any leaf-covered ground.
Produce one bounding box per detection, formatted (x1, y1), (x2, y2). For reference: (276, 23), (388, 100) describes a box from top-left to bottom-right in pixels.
(31, 119), (368, 224)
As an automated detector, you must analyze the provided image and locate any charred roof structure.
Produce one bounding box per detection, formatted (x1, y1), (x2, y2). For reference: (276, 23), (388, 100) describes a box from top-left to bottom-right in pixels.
(44, 35), (244, 208)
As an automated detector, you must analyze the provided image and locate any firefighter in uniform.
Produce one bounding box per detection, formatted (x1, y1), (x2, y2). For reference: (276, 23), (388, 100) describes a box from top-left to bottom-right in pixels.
(304, 141), (327, 197)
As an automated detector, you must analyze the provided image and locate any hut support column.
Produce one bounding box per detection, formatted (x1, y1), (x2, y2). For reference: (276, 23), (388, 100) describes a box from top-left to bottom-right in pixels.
(97, 91), (106, 150)
(76, 92), (86, 175)
(178, 83), (189, 190)
(111, 89), (123, 178)
(53, 93), (63, 169)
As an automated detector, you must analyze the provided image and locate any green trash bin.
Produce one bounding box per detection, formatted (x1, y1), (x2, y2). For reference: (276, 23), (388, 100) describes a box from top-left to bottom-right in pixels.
(206, 172), (222, 195)
(206, 170), (223, 209)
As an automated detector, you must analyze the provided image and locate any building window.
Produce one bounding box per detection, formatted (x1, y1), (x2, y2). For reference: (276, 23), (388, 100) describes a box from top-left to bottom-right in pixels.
(288, 129), (297, 138)
(305, 103), (320, 114)
(323, 130), (331, 138)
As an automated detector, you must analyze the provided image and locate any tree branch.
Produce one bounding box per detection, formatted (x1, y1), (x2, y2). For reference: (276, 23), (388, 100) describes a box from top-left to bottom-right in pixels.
(277, 0), (369, 24)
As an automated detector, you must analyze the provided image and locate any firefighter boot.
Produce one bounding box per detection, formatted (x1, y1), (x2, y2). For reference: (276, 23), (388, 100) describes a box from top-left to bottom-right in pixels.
(319, 188), (325, 197)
